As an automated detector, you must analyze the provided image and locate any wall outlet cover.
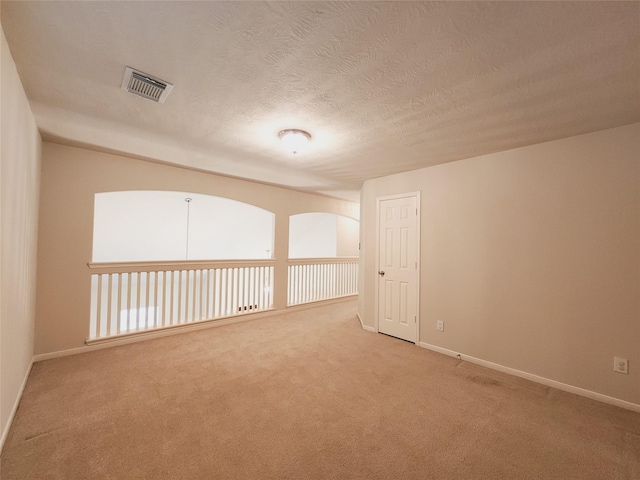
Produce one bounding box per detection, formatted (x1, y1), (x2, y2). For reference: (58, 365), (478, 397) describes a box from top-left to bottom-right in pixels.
(436, 320), (444, 332)
(614, 357), (628, 374)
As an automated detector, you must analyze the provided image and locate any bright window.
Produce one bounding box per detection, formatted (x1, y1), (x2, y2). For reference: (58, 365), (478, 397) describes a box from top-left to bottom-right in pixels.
(93, 191), (274, 262)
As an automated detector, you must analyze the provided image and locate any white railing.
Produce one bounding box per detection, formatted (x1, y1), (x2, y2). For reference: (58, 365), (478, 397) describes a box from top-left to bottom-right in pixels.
(88, 260), (274, 340)
(287, 257), (359, 306)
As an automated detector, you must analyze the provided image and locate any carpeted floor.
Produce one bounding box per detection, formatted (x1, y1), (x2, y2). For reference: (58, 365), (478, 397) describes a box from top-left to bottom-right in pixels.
(2, 299), (639, 479)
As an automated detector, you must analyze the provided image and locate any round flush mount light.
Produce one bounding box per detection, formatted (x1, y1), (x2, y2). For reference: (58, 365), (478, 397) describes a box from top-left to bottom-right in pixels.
(278, 129), (311, 154)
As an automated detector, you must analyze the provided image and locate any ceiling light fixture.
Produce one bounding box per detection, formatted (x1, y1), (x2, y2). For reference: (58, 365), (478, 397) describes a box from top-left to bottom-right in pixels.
(278, 129), (311, 154)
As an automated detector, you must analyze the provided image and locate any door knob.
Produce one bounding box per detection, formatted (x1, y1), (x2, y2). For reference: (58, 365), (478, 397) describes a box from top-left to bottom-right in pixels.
(378, 271), (385, 276)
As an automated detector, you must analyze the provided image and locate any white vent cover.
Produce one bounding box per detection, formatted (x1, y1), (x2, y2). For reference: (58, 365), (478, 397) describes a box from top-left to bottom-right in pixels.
(121, 66), (173, 103)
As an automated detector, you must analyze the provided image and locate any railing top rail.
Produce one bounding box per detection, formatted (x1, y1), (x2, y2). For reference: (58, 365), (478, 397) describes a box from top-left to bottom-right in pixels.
(287, 257), (359, 265)
(88, 257), (359, 273)
(88, 258), (276, 273)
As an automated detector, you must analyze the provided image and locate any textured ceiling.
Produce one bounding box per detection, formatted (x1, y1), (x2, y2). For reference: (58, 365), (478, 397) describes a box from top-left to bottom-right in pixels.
(2, 1), (639, 201)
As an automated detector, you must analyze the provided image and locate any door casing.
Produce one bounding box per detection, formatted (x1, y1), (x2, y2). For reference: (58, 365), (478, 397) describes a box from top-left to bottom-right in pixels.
(375, 192), (421, 343)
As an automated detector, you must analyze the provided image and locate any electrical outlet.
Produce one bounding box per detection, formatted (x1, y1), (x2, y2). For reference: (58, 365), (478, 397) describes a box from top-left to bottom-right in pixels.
(614, 357), (628, 374)
(436, 320), (444, 332)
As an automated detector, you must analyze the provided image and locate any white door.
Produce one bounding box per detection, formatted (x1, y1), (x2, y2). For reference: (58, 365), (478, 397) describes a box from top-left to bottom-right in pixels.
(377, 194), (419, 342)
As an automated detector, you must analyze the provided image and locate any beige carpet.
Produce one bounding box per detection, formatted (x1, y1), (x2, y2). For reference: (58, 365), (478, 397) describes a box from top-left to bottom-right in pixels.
(2, 299), (639, 479)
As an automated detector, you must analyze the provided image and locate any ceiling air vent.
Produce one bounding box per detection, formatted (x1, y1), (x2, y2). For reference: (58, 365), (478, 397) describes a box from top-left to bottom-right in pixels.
(121, 66), (173, 103)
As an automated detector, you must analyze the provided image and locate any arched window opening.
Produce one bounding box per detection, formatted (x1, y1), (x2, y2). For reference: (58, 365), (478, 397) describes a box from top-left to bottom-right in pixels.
(288, 212), (359, 258)
(92, 191), (274, 262)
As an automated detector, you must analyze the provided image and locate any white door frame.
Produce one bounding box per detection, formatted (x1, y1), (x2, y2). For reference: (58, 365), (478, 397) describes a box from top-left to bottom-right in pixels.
(374, 191), (421, 343)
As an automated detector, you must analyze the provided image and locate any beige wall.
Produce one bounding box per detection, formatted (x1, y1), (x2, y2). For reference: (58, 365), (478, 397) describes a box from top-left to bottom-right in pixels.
(359, 123), (640, 405)
(336, 215), (360, 257)
(1, 28), (41, 445)
(35, 142), (359, 355)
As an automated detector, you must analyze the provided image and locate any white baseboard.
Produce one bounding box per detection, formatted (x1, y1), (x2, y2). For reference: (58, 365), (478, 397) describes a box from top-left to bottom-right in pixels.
(34, 296), (360, 363)
(287, 294), (357, 313)
(356, 311), (376, 332)
(418, 342), (640, 413)
(1, 359), (33, 453)
(34, 309), (281, 362)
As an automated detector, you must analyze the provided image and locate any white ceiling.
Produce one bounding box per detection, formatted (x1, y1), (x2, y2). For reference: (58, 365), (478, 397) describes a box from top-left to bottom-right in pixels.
(2, 1), (639, 201)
